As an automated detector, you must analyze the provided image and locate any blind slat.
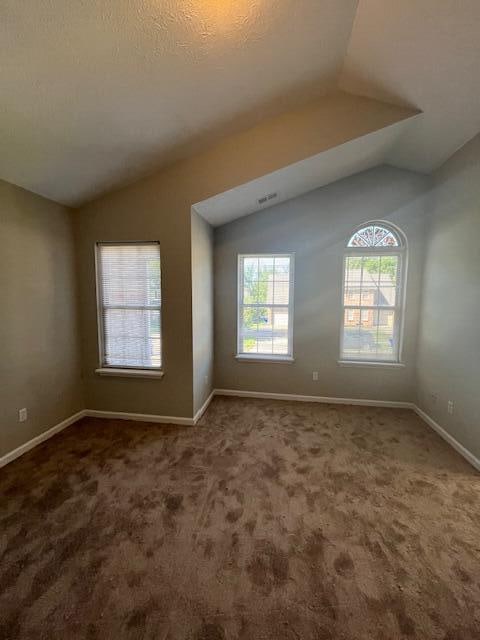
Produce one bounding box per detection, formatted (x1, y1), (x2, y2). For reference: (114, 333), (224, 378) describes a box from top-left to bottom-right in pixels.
(97, 243), (162, 369)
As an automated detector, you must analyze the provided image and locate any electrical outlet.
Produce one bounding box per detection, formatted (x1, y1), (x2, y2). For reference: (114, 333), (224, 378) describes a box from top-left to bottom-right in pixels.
(447, 400), (454, 415)
(312, 371), (319, 381)
(19, 408), (28, 422)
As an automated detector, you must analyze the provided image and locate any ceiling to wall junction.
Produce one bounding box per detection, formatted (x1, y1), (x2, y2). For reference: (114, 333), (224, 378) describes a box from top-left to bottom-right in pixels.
(1, 0), (479, 210)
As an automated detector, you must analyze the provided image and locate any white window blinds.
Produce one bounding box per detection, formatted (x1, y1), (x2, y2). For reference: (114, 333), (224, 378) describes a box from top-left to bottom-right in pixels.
(96, 243), (162, 370)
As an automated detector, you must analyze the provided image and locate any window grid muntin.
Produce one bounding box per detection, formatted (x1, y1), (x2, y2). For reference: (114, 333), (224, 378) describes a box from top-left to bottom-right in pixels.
(341, 225), (405, 363)
(238, 254), (294, 357)
(347, 223), (402, 248)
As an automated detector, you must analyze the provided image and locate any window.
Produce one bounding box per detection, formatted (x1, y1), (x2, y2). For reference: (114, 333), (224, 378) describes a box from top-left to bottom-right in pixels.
(96, 242), (162, 370)
(341, 222), (406, 363)
(237, 254), (294, 360)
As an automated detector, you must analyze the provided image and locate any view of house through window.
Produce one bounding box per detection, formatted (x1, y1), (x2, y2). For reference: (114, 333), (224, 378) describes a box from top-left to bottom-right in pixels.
(96, 242), (162, 369)
(341, 223), (405, 362)
(238, 254), (294, 358)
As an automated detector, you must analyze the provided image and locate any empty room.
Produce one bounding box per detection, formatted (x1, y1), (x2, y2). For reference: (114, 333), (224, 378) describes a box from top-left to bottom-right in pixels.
(1, 1), (480, 638)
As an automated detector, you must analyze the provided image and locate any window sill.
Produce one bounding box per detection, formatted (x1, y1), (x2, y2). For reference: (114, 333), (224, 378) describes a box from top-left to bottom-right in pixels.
(235, 355), (295, 363)
(337, 360), (405, 368)
(95, 368), (164, 379)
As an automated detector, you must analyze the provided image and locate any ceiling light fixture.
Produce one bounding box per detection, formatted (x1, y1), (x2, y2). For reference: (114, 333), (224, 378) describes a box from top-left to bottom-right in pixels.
(191, 0), (263, 34)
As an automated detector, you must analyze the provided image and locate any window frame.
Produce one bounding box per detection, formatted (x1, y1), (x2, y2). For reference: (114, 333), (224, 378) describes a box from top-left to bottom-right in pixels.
(236, 253), (295, 362)
(339, 222), (407, 366)
(95, 241), (163, 375)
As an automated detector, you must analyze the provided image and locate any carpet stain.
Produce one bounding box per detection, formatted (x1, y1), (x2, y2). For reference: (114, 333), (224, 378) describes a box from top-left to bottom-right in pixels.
(333, 552), (355, 577)
(194, 622), (226, 640)
(247, 540), (289, 594)
(164, 493), (183, 513)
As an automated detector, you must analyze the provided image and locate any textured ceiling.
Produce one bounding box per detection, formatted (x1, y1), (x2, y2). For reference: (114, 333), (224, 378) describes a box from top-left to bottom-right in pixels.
(340, 0), (480, 173)
(0, 0), (358, 205)
(2, 0), (480, 208)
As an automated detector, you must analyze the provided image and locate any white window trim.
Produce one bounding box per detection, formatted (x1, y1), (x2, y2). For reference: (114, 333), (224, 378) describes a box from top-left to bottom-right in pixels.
(236, 354), (295, 363)
(339, 223), (408, 365)
(95, 241), (163, 375)
(337, 360), (405, 368)
(95, 367), (164, 378)
(237, 253), (295, 362)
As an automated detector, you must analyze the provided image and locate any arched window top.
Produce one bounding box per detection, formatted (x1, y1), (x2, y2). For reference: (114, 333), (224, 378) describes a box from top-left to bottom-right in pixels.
(347, 222), (403, 249)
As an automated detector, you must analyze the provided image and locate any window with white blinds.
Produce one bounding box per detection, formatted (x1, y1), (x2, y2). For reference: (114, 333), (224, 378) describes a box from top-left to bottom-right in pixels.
(96, 243), (162, 370)
(237, 254), (294, 360)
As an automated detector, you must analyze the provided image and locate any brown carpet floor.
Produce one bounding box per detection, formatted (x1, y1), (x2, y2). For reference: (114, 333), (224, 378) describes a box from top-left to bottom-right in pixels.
(1, 397), (479, 640)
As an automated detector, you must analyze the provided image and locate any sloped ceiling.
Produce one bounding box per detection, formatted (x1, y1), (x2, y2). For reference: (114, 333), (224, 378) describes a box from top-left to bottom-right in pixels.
(1, 0), (480, 208)
(194, 116), (419, 227)
(0, 0), (358, 205)
(340, 0), (480, 172)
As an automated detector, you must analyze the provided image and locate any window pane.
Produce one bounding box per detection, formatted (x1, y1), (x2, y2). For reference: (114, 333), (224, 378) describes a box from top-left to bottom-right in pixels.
(273, 336), (289, 354)
(242, 337), (258, 354)
(344, 287), (360, 306)
(257, 278), (272, 304)
(342, 308), (397, 361)
(242, 307), (258, 332)
(345, 257), (363, 284)
(344, 255), (399, 309)
(243, 281), (258, 304)
(259, 257), (274, 277)
(257, 337), (274, 354)
(274, 257), (290, 279)
(274, 280), (290, 305)
(347, 225), (400, 248)
(379, 286), (396, 306)
(259, 306), (272, 330)
(375, 309), (396, 359)
(243, 257), (258, 281)
(379, 255), (398, 285)
(238, 255), (293, 357)
(103, 308), (161, 368)
(361, 256), (380, 284)
(273, 307), (289, 331)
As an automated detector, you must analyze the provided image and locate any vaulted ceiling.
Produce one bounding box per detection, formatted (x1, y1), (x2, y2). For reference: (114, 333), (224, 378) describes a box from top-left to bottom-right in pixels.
(1, 0), (480, 208)
(340, 0), (480, 173)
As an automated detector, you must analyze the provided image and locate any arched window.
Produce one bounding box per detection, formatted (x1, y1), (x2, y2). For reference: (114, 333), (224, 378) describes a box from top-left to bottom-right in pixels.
(340, 222), (406, 364)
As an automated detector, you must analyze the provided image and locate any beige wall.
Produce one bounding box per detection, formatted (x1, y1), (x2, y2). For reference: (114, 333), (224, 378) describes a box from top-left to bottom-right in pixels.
(214, 166), (431, 402)
(75, 91), (406, 418)
(191, 210), (214, 414)
(416, 134), (480, 458)
(74, 176), (195, 418)
(0, 180), (83, 457)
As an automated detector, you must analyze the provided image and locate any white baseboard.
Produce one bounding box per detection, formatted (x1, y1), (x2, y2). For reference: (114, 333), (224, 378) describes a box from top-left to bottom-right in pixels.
(214, 388), (414, 409)
(214, 390), (479, 471)
(0, 406), (199, 469)
(2, 396), (477, 475)
(413, 405), (480, 472)
(85, 409), (194, 426)
(0, 410), (87, 469)
(193, 390), (215, 425)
